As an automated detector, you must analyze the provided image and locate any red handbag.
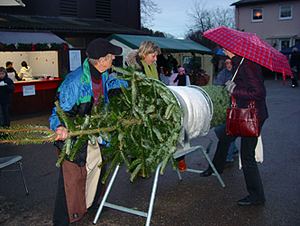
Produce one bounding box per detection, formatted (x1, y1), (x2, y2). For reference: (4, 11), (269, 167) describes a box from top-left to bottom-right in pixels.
(226, 94), (260, 137)
(225, 58), (260, 137)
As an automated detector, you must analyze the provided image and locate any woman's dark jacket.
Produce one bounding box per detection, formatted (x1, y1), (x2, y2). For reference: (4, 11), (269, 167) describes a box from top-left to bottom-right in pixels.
(173, 74), (186, 86)
(231, 55), (268, 121)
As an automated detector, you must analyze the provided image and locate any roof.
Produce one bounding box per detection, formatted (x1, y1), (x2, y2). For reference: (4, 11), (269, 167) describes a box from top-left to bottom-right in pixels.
(0, 0), (25, 7)
(107, 34), (211, 54)
(231, 0), (285, 6)
(0, 13), (145, 34)
(0, 31), (70, 45)
(267, 34), (297, 39)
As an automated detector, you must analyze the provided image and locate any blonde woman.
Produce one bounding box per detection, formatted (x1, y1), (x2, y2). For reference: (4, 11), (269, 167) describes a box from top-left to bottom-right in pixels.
(126, 40), (161, 80)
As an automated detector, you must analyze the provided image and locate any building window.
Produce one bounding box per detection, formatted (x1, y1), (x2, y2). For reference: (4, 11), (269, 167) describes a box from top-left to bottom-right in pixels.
(280, 40), (290, 51)
(279, 5), (292, 20)
(252, 8), (263, 22)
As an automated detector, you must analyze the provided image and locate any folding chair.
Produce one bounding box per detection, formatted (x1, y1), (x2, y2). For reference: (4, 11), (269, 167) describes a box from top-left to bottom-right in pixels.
(0, 155), (29, 195)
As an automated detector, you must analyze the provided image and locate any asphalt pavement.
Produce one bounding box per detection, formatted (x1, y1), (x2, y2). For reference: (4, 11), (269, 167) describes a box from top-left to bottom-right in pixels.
(0, 78), (300, 226)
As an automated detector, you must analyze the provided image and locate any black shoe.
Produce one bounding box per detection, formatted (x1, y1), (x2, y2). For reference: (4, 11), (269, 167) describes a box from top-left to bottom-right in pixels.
(237, 196), (265, 206)
(225, 161), (234, 168)
(200, 169), (213, 177)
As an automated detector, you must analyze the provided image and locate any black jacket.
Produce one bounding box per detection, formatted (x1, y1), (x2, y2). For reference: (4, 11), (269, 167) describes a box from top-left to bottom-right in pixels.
(0, 73), (15, 105)
(6, 67), (22, 81)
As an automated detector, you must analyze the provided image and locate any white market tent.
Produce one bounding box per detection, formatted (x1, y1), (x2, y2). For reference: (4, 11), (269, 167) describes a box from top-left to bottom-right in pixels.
(0, 0), (25, 7)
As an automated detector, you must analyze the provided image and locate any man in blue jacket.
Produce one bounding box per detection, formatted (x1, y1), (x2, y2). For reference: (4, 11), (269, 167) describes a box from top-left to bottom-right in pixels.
(49, 38), (128, 226)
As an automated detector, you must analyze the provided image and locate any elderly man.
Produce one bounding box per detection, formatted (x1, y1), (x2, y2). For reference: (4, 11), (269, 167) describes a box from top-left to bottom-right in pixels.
(49, 38), (128, 226)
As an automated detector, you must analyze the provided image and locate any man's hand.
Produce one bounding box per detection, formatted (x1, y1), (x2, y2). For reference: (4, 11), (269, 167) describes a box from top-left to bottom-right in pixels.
(55, 126), (68, 141)
(225, 80), (236, 94)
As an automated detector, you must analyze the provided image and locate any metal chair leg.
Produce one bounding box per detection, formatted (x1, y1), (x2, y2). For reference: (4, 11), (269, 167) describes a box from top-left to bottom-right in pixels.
(18, 161), (29, 195)
(93, 164), (120, 224)
(145, 162), (162, 226)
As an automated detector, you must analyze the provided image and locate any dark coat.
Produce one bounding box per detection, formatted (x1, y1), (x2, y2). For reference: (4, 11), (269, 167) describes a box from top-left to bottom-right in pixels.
(6, 67), (22, 81)
(173, 74), (186, 86)
(290, 52), (300, 70)
(0, 72), (15, 105)
(231, 55), (268, 121)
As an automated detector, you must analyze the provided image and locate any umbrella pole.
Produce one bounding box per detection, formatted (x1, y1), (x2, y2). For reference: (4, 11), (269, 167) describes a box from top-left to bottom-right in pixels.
(231, 57), (245, 82)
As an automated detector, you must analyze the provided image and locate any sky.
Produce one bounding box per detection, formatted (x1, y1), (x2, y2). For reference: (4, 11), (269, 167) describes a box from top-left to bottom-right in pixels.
(150, 0), (236, 38)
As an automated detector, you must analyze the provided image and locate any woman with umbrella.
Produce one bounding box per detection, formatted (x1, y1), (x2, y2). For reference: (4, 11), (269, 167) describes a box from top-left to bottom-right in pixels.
(199, 26), (293, 206)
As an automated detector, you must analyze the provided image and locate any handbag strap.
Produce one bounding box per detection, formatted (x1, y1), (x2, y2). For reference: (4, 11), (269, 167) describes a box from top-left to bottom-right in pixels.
(231, 57), (245, 82)
(230, 57), (255, 108)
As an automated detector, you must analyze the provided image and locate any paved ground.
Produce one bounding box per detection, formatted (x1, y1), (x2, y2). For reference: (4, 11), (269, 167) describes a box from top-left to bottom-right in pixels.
(0, 78), (300, 226)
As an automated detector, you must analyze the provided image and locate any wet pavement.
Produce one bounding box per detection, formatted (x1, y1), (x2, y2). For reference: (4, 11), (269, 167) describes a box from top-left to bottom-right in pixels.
(1, 78), (300, 226)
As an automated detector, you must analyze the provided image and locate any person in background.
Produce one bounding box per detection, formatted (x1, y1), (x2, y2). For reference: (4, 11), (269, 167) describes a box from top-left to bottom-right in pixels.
(217, 56), (226, 74)
(200, 47), (268, 206)
(289, 47), (300, 88)
(173, 67), (187, 86)
(214, 57), (238, 167)
(168, 68), (179, 86)
(0, 67), (15, 138)
(49, 38), (128, 226)
(158, 66), (169, 85)
(125, 40), (161, 80)
(5, 61), (21, 82)
(173, 66), (188, 172)
(19, 61), (33, 81)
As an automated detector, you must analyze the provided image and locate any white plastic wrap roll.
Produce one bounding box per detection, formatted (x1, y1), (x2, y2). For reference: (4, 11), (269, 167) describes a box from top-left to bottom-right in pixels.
(168, 86), (213, 141)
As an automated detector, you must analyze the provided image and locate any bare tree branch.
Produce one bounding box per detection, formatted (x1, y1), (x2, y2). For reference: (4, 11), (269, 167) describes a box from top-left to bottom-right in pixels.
(186, 0), (235, 33)
(141, 0), (162, 28)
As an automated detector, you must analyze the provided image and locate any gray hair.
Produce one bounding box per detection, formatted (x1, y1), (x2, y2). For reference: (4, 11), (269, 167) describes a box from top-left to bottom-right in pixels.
(88, 54), (110, 65)
(292, 47), (298, 53)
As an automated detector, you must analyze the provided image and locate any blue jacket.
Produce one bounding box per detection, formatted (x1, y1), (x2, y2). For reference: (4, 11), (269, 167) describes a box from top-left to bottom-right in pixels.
(49, 59), (128, 166)
(215, 67), (233, 86)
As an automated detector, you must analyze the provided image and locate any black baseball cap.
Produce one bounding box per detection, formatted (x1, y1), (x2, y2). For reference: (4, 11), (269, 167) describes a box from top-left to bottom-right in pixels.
(86, 38), (122, 59)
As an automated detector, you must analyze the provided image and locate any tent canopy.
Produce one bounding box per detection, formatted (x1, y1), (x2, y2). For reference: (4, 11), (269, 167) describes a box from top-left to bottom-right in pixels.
(0, 0), (25, 7)
(281, 43), (300, 54)
(107, 34), (211, 54)
(0, 31), (72, 47)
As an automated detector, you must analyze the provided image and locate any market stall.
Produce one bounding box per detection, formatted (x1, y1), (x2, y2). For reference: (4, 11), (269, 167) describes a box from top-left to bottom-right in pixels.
(0, 30), (73, 115)
(11, 78), (60, 115)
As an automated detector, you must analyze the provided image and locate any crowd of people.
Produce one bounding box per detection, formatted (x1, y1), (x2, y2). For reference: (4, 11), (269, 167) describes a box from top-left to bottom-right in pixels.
(1, 36), (298, 225)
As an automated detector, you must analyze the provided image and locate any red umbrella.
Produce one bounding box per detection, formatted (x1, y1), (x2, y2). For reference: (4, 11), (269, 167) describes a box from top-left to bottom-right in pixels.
(203, 26), (293, 77)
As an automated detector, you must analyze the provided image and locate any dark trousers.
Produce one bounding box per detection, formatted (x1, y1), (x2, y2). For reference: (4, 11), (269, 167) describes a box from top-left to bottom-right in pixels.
(209, 120), (265, 203)
(53, 167), (69, 226)
(0, 103), (11, 127)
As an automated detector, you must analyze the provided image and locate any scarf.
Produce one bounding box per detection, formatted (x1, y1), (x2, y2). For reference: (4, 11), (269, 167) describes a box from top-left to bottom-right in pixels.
(141, 60), (158, 80)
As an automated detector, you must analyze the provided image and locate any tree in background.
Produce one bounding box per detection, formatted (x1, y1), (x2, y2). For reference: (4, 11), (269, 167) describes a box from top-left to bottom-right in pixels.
(140, 0), (162, 28)
(140, 0), (175, 38)
(185, 0), (235, 77)
(185, 0), (235, 48)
